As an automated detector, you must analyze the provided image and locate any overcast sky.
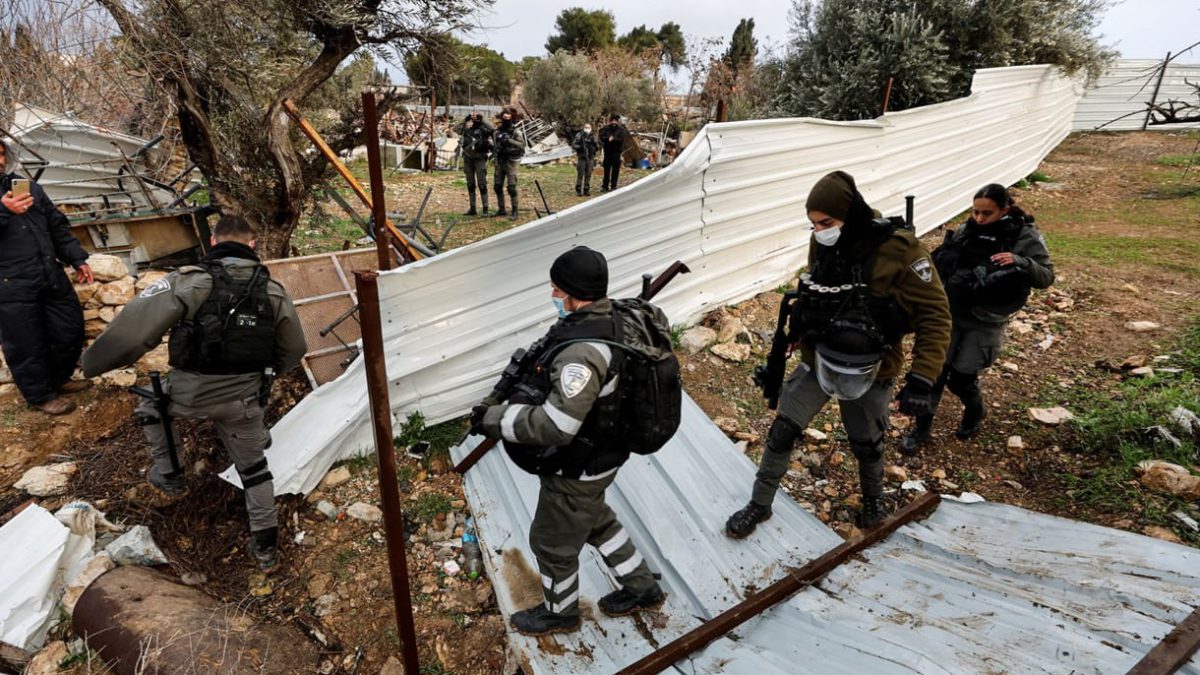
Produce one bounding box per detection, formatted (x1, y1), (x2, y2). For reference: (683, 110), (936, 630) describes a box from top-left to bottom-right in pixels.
(395, 0), (1199, 89)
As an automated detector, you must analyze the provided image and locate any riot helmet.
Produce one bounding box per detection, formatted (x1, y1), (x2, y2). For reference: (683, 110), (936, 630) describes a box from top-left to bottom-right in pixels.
(814, 319), (884, 400)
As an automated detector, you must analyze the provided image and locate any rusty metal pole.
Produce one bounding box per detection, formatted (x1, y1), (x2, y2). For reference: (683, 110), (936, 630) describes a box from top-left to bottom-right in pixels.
(882, 76), (895, 115)
(362, 92), (394, 272)
(355, 269), (420, 674)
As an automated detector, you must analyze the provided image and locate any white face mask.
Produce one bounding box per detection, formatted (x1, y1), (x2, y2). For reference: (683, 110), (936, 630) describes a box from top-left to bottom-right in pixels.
(583, 127), (592, 134)
(814, 226), (842, 247)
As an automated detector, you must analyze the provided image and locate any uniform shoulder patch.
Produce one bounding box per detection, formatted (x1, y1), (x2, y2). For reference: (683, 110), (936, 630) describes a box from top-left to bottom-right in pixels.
(909, 257), (933, 283)
(138, 277), (172, 298)
(560, 363), (593, 399)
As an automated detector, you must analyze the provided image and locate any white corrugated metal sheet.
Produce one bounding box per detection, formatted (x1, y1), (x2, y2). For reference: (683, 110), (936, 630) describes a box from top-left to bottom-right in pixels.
(236, 64), (1081, 496)
(452, 396), (1200, 674)
(1072, 59), (1200, 131)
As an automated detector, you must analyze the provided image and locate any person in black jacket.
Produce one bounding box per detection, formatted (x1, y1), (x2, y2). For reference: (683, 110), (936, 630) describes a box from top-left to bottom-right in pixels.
(600, 114), (626, 192)
(0, 139), (94, 415)
(899, 183), (1055, 453)
(571, 124), (598, 196)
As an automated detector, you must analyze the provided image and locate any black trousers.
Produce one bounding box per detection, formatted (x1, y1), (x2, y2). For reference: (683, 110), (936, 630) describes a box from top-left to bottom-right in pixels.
(602, 154), (621, 190)
(0, 274), (85, 404)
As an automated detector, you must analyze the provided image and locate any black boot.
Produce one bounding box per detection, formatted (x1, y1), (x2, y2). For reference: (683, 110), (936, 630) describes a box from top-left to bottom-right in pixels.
(249, 526), (280, 573)
(858, 496), (887, 528)
(509, 193), (518, 219)
(899, 415), (933, 456)
(599, 585), (666, 617)
(511, 605), (580, 636)
(463, 207), (477, 216)
(492, 191), (506, 217)
(955, 399), (986, 439)
(148, 464), (186, 496)
(725, 502), (772, 539)
(481, 205), (490, 216)
(575, 184), (582, 196)
(583, 187), (590, 196)
(463, 191), (477, 216)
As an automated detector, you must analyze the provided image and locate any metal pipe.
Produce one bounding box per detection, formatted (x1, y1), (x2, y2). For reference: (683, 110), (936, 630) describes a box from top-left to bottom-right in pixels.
(905, 194), (915, 230)
(354, 269), (421, 674)
(882, 76), (895, 115)
(617, 491), (941, 674)
(363, 93), (394, 272)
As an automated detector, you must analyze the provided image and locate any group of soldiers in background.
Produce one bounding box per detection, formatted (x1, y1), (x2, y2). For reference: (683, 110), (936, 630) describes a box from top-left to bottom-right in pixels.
(457, 107), (526, 219)
(458, 110), (630, 214)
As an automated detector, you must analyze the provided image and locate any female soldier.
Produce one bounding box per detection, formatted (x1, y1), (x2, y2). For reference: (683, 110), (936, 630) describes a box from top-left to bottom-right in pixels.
(900, 183), (1054, 454)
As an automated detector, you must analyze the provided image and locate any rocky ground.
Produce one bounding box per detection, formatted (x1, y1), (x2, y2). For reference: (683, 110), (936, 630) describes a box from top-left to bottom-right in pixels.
(3, 131), (1198, 674)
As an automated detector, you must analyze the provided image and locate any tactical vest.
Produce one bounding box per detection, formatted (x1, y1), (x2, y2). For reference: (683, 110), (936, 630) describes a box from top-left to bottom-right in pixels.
(462, 125), (490, 158)
(501, 313), (626, 478)
(937, 216), (1032, 319)
(494, 124), (524, 160)
(795, 221), (912, 347)
(168, 262), (277, 375)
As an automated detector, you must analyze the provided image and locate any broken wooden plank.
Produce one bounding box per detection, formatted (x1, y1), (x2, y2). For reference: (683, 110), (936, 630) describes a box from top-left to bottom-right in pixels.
(1127, 607), (1200, 675)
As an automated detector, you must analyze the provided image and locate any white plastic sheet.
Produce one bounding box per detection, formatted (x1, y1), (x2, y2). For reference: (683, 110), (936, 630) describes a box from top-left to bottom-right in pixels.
(0, 506), (92, 654)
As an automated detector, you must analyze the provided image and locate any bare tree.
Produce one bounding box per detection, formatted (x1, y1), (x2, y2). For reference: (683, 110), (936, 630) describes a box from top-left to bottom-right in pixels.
(89, 0), (488, 256)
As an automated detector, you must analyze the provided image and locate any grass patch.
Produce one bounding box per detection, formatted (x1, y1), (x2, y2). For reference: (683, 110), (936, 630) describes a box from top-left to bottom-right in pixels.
(670, 324), (686, 350)
(1155, 153), (1200, 168)
(412, 491), (453, 522)
(1057, 317), (1200, 527)
(394, 411), (426, 449)
(1042, 231), (1200, 276)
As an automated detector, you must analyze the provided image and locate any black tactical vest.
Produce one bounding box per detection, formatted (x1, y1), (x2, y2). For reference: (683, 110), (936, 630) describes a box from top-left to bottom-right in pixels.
(941, 216), (1032, 317)
(504, 313), (629, 479)
(168, 262), (277, 375)
(796, 221), (912, 346)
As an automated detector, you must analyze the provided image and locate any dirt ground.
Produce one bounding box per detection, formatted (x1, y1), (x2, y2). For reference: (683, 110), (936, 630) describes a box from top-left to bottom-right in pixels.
(3, 131), (1199, 674)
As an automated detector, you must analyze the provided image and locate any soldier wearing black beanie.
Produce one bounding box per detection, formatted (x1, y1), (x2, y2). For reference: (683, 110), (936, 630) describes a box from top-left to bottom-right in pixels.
(550, 246), (608, 301)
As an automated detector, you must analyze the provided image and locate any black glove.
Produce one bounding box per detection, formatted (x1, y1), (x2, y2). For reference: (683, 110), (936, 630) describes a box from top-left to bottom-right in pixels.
(469, 404), (490, 437)
(896, 373), (935, 417)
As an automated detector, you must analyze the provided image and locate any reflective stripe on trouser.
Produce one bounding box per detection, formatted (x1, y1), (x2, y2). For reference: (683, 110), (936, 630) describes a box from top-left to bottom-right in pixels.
(136, 378), (277, 532)
(529, 472), (656, 617)
(752, 363), (894, 505)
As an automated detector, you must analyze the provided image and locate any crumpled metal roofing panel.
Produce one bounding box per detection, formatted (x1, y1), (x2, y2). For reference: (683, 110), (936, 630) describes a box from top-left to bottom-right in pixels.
(454, 399), (1200, 674)
(1073, 59), (1200, 131)
(244, 65), (1080, 496)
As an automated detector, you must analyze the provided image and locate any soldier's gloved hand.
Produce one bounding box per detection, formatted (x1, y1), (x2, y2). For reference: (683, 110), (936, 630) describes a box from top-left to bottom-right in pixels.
(469, 404), (491, 437)
(896, 373), (935, 417)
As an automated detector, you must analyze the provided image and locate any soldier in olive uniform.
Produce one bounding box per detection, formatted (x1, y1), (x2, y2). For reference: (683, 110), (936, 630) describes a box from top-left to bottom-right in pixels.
(727, 171), (951, 534)
(491, 108), (526, 219)
(457, 112), (493, 216)
(900, 184), (1054, 453)
(82, 215), (307, 571)
(571, 123), (598, 196)
(472, 247), (665, 636)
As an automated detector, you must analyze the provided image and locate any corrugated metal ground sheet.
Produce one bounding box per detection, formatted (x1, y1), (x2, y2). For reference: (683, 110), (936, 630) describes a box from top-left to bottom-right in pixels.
(238, 65), (1081, 495)
(1073, 59), (1200, 131)
(452, 398), (1200, 674)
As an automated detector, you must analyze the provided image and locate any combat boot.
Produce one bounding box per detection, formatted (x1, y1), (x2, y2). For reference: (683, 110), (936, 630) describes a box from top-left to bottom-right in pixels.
(858, 496), (887, 528)
(249, 526), (280, 574)
(492, 191), (506, 217)
(599, 585), (666, 617)
(147, 464), (186, 496)
(463, 192), (477, 216)
(509, 195), (518, 219)
(899, 415), (933, 456)
(511, 605), (580, 636)
(955, 400), (986, 439)
(725, 502), (772, 539)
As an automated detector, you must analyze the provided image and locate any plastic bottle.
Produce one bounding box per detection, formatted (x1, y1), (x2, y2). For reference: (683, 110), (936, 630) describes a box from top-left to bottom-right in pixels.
(462, 517), (483, 581)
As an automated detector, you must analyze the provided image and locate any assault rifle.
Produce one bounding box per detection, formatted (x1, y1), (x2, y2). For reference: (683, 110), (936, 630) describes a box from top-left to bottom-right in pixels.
(752, 290), (801, 410)
(453, 260), (690, 475)
(129, 371), (182, 477)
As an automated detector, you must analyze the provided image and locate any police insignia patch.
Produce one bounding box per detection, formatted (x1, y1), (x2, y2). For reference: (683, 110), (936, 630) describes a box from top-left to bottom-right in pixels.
(560, 364), (592, 398)
(910, 257), (933, 283)
(139, 277), (171, 298)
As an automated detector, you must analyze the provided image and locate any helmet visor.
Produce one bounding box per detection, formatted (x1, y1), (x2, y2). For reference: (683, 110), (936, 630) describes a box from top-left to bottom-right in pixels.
(815, 352), (881, 400)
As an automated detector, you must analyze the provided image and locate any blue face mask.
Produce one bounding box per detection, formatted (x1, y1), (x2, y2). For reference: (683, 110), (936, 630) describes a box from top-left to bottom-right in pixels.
(552, 296), (569, 318)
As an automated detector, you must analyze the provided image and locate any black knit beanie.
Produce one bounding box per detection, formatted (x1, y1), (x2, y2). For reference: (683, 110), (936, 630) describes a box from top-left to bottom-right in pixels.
(550, 246), (608, 301)
(805, 171), (859, 221)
